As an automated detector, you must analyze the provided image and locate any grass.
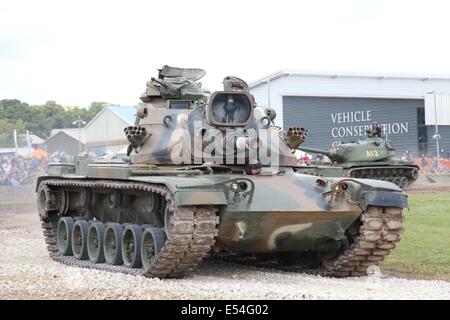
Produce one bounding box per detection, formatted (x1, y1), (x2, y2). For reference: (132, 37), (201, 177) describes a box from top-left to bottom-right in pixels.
(380, 192), (450, 281)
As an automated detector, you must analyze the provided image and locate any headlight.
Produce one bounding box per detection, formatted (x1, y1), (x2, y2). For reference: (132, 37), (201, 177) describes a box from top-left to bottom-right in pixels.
(230, 182), (239, 192)
(239, 182), (249, 192)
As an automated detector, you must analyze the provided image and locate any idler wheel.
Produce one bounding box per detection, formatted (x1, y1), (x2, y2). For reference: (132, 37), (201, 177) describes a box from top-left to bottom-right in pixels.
(104, 223), (124, 265)
(37, 187), (47, 216)
(409, 168), (419, 180)
(57, 217), (75, 256)
(72, 220), (90, 260)
(88, 222), (106, 263)
(122, 224), (143, 268)
(141, 227), (167, 270)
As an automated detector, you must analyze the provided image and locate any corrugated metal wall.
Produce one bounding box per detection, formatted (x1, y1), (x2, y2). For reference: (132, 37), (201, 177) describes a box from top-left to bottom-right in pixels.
(251, 73), (450, 128)
(283, 96), (423, 154)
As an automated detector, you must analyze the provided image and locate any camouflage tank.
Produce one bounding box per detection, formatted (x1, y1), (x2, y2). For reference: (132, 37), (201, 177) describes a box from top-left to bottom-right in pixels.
(36, 65), (407, 278)
(296, 135), (420, 189)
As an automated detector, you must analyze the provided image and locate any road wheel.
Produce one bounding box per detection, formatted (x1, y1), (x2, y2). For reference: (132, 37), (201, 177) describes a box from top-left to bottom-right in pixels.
(104, 223), (124, 265)
(122, 224), (143, 268)
(72, 220), (89, 260)
(57, 217), (75, 256)
(393, 177), (402, 188)
(141, 227), (167, 270)
(88, 222), (106, 263)
(399, 177), (409, 189)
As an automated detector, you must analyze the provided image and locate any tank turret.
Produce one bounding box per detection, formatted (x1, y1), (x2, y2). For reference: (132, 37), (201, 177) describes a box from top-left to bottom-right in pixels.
(128, 66), (307, 167)
(299, 137), (395, 163)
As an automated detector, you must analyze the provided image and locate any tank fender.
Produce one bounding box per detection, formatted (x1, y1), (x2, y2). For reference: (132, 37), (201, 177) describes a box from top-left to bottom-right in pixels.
(129, 176), (230, 206)
(174, 190), (228, 206)
(325, 177), (408, 209)
(360, 191), (408, 210)
(350, 178), (402, 191)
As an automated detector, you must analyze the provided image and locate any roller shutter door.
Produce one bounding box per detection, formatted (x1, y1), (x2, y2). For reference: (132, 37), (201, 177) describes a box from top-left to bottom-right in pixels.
(282, 96), (423, 154)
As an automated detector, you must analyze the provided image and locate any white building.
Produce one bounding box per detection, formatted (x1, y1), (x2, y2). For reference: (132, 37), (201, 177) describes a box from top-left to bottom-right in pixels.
(249, 70), (450, 156)
(84, 105), (137, 155)
(46, 128), (87, 157)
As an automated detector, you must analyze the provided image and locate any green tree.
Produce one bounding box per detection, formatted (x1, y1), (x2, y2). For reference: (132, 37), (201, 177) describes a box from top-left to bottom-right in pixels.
(0, 99), (113, 140)
(0, 99), (32, 123)
(86, 101), (108, 119)
(0, 118), (26, 135)
(0, 118), (26, 148)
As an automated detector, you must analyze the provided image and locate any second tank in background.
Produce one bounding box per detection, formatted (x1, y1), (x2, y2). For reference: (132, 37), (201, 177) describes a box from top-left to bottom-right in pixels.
(296, 127), (419, 189)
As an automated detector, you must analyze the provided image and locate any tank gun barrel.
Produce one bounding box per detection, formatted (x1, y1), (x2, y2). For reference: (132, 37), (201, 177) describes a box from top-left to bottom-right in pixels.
(297, 146), (344, 162)
(297, 146), (331, 157)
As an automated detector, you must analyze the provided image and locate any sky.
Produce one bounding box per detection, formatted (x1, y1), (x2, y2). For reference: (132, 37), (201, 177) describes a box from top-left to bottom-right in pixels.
(1, 0), (450, 107)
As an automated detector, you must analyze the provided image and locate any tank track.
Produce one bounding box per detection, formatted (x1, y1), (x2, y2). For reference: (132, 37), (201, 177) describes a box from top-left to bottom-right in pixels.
(323, 206), (404, 277)
(212, 206), (404, 277)
(38, 178), (219, 279)
(348, 166), (418, 188)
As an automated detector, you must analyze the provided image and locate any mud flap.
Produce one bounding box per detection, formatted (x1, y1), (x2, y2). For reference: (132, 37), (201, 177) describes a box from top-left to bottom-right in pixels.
(360, 191), (408, 210)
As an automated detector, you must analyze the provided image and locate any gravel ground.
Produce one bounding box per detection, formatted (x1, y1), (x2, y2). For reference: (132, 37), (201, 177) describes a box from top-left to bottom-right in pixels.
(1, 201), (449, 300)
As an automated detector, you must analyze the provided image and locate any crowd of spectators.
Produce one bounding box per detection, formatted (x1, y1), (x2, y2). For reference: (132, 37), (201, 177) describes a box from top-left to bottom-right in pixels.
(419, 153), (450, 174)
(297, 153), (328, 165)
(0, 145), (69, 186)
(0, 155), (41, 186)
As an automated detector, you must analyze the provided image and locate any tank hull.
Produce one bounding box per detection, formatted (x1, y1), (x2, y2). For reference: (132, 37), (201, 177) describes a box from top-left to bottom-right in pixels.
(296, 161), (419, 189)
(37, 161), (407, 278)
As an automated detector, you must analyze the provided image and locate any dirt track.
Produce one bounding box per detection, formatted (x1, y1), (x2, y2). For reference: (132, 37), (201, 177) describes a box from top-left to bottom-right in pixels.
(1, 200), (450, 300)
(407, 185), (450, 194)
